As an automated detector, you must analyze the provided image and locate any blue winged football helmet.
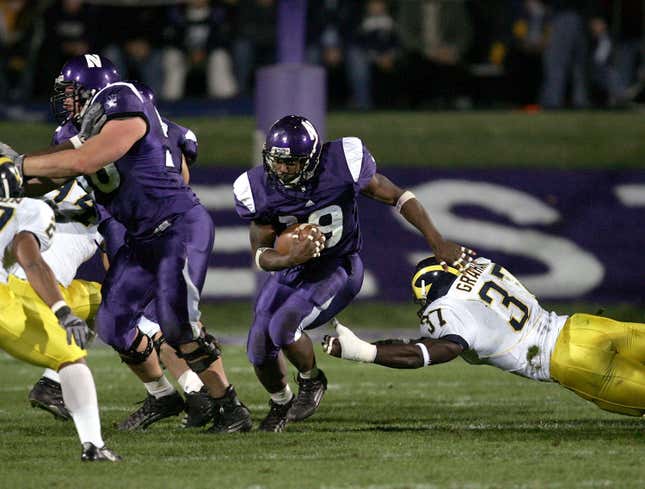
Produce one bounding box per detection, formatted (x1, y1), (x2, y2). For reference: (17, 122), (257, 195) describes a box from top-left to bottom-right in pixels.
(0, 158), (23, 198)
(262, 115), (322, 189)
(411, 256), (460, 315)
(51, 54), (120, 124)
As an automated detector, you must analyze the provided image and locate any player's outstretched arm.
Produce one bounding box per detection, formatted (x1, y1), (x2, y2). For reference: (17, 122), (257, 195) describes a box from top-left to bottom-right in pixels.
(360, 173), (475, 271)
(323, 319), (462, 369)
(20, 118), (146, 178)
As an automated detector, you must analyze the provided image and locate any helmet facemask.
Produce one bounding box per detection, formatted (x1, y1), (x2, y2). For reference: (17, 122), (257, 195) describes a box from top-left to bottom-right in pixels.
(50, 75), (95, 125)
(263, 147), (320, 189)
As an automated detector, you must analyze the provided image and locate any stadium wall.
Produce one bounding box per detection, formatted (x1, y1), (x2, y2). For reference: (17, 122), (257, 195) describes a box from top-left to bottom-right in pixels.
(179, 167), (644, 304)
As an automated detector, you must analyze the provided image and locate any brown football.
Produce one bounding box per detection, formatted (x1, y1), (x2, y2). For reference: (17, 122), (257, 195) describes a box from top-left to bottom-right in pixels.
(274, 223), (321, 255)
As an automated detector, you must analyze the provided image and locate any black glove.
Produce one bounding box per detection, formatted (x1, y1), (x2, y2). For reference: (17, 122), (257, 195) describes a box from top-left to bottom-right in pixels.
(55, 305), (90, 349)
(78, 102), (107, 142)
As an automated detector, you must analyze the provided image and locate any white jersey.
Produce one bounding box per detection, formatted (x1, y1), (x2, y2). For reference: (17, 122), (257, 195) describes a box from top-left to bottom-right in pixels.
(0, 198), (55, 283)
(10, 180), (101, 287)
(419, 257), (567, 381)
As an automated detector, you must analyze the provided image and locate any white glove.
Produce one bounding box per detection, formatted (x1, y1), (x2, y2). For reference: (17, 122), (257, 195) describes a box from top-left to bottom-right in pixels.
(323, 319), (377, 363)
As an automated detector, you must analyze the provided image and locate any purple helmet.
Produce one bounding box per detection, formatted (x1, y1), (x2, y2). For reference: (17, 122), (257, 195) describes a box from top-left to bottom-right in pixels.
(262, 115), (322, 189)
(128, 80), (155, 105)
(51, 54), (120, 124)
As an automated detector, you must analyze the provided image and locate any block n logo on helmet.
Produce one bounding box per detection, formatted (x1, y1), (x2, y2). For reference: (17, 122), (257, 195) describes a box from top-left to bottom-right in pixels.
(84, 54), (102, 68)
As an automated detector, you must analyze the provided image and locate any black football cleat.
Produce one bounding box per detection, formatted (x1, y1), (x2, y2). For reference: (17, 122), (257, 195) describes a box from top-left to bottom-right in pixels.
(208, 385), (252, 433)
(116, 391), (185, 431)
(28, 377), (71, 421)
(183, 386), (214, 428)
(258, 398), (293, 432)
(81, 442), (122, 462)
(287, 369), (327, 422)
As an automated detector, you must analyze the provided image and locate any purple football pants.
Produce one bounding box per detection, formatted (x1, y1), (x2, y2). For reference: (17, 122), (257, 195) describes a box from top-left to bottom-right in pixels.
(97, 204), (214, 350)
(247, 253), (364, 366)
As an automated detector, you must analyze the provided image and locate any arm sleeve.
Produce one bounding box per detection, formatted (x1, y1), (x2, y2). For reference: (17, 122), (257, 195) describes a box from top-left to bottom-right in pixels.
(419, 303), (472, 351)
(339, 137), (377, 193)
(233, 171), (259, 221)
(17, 200), (56, 253)
(93, 84), (148, 124)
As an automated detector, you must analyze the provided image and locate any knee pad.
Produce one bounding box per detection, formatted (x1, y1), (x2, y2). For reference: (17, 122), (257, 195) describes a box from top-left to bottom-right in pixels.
(117, 329), (154, 365)
(179, 333), (221, 373)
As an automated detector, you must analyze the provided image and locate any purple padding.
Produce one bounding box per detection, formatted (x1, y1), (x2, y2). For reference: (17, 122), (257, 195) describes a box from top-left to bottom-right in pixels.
(78, 167), (645, 304)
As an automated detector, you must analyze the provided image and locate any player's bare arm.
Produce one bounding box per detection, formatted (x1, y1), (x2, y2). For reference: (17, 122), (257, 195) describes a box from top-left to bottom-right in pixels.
(181, 155), (190, 184)
(360, 173), (475, 271)
(21, 117), (146, 178)
(322, 321), (463, 368)
(251, 221), (321, 271)
(12, 231), (65, 308)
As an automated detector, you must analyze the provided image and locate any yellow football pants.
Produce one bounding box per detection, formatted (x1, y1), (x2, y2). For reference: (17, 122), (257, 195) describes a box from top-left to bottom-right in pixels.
(0, 277), (101, 370)
(550, 313), (645, 417)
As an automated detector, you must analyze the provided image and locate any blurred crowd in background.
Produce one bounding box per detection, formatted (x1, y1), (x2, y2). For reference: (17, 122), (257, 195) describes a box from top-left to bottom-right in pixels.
(0, 0), (643, 112)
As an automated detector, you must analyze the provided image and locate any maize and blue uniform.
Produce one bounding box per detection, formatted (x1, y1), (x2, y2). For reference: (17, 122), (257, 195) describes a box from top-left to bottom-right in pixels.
(0, 198), (87, 369)
(419, 257), (645, 417)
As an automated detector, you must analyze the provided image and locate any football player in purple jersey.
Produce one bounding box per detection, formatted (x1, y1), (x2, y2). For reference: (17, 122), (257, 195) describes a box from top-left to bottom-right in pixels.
(1, 54), (252, 433)
(233, 114), (475, 431)
(29, 79), (212, 430)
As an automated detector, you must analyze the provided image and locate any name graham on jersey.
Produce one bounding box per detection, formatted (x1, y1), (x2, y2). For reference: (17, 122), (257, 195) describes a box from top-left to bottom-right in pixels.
(454, 262), (488, 292)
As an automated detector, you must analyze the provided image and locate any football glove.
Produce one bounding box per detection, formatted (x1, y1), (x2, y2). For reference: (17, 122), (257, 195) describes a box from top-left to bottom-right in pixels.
(55, 305), (91, 350)
(78, 102), (107, 142)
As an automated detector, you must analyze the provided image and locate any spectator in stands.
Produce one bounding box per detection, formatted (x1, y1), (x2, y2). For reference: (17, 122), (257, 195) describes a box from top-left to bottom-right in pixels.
(399, 0), (473, 109)
(588, 15), (633, 106)
(606, 0), (644, 102)
(38, 0), (97, 98)
(0, 0), (39, 102)
(540, 0), (593, 109)
(506, 0), (549, 106)
(231, 0), (276, 96)
(99, 5), (165, 96)
(162, 0), (237, 100)
(346, 0), (401, 110)
(306, 0), (360, 108)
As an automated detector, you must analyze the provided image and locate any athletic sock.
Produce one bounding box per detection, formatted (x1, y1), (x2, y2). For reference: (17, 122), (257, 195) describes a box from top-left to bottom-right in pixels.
(144, 375), (176, 399)
(177, 370), (204, 394)
(42, 368), (60, 383)
(59, 363), (104, 447)
(270, 385), (294, 405)
(299, 366), (319, 380)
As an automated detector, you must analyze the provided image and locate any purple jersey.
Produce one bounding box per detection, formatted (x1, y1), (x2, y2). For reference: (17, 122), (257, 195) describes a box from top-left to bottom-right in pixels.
(52, 120), (78, 146)
(88, 82), (198, 237)
(164, 118), (198, 168)
(233, 137), (377, 259)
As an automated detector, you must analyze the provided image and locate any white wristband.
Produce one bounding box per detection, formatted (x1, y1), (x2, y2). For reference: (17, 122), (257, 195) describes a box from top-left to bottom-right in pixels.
(255, 247), (271, 270)
(69, 135), (84, 149)
(395, 190), (416, 213)
(416, 343), (431, 366)
(51, 300), (68, 315)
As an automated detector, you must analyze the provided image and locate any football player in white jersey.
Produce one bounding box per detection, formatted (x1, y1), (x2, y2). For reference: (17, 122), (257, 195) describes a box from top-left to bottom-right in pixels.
(323, 256), (645, 417)
(0, 161), (120, 461)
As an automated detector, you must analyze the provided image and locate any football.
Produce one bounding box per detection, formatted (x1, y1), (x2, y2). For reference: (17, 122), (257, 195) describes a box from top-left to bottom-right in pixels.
(274, 223), (323, 255)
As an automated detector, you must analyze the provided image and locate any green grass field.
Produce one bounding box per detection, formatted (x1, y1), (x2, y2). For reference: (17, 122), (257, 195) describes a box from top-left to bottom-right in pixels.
(1, 303), (643, 489)
(2, 110), (644, 168)
(0, 112), (643, 487)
